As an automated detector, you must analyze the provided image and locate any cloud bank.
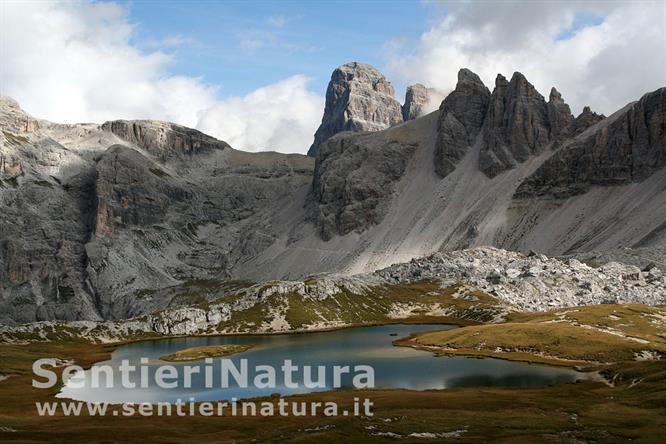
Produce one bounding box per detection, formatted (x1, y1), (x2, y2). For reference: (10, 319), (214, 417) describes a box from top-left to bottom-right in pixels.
(0, 1), (323, 153)
(197, 76), (324, 153)
(387, 0), (666, 115)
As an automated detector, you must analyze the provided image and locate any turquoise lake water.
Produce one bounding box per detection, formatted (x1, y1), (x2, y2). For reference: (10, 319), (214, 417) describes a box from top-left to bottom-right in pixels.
(58, 324), (586, 403)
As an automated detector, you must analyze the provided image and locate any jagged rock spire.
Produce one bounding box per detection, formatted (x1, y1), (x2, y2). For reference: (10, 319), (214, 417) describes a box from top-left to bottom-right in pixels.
(479, 72), (552, 177)
(434, 68), (490, 177)
(572, 106), (605, 135)
(402, 83), (431, 121)
(547, 87), (574, 141)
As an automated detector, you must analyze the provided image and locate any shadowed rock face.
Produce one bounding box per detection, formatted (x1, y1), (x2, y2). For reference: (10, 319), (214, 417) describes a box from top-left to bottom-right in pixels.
(402, 84), (431, 121)
(93, 145), (190, 239)
(306, 62), (404, 157)
(0, 98), (99, 324)
(435, 69), (491, 177)
(515, 87), (666, 198)
(547, 87), (575, 141)
(480, 73), (553, 177)
(311, 132), (417, 240)
(85, 135), (314, 319)
(572, 106), (605, 135)
(434, 70), (610, 180)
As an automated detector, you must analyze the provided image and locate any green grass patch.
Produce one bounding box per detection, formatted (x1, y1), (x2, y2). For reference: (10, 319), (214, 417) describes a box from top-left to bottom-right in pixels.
(409, 304), (666, 364)
(160, 344), (253, 362)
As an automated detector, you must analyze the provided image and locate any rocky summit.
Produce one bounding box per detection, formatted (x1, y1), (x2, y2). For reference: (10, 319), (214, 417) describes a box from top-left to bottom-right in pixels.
(402, 83), (433, 121)
(435, 68), (490, 177)
(307, 63), (439, 158)
(0, 66), (665, 325)
(306, 62), (404, 157)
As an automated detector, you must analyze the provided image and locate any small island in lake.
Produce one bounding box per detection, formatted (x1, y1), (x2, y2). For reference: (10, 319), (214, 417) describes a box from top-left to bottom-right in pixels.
(160, 344), (254, 362)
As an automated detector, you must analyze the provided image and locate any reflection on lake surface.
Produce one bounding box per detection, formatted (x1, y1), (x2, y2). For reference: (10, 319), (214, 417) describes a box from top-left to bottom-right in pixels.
(58, 324), (587, 403)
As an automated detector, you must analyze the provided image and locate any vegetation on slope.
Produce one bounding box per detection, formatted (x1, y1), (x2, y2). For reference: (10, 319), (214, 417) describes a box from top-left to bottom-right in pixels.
(213, 281), (505, 333)
(403, 304), (666, 365)
(160, 344), (253, 362)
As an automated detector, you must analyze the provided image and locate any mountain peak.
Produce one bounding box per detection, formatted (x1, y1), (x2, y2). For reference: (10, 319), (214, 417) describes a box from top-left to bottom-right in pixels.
(434, 68), (491, 177)
(495, 73), (509, 88)
(480, 71), (551, 177)
(457, 68), (486, 88)
(306, 62), (403, 157)
(402, 83), (432, 121)
(0, 96), (40, 133)
(549, 87), (563, 103)
(509, 71), (528, 83)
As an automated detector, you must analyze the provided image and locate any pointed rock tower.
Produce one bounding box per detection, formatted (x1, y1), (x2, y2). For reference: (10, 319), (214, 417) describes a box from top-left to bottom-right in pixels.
(434, 68), (490, 177)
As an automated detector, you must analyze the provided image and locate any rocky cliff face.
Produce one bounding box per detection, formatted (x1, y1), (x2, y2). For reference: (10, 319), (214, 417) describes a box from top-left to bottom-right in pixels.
(0, 98), (104, 324)
(306, 62), (404, 157)
(402, 84), (432, 121)
(572, 106), (605, 135)
(86, 134), (314, 320)
(101, 120), (230, 160)
(0, 68), (664, 325)
(515, 87), (666, 198)
(311, 131), (417, 240)
(434, 69), (490, 177)
(0, 98), (315, 323)
(430, 69), (607, 180)
(479, 73), (553, 177)
(546, 87), (575, 141)
(434, 70), (611, 181)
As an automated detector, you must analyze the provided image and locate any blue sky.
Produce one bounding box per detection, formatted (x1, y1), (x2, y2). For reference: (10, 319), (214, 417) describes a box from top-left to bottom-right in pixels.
(3, 0), (664, 153)
(125, 0), (437, 100)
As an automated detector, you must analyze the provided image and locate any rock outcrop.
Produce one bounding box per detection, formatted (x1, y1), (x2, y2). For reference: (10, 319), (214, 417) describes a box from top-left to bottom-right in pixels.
(85, 130), (314, 319)
(0, 99), (100, 324)
(572, 106), (605, 135)
(93, 145), (190, 238)
(479, 73), (553, 177)
(306, 62), (404, 157)
(402, 83), (431, 121)
(101, 120), (230, 161)
(515, 87), (666, 198)
(311, 131), (417, 240)
(434, 69), (490, 177)
(547, 87), (574, 141)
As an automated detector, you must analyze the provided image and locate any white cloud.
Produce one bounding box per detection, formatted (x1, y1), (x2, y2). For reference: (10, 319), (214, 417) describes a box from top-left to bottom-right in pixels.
(386, 1), (666, 115)
(196, 75), (324, 153)
(0, 0), (323, 154)
(0, 0), (217, 127)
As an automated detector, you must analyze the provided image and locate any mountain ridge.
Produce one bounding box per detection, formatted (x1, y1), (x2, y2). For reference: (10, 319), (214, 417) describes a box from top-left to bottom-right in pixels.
(0, 66), (664, 324)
